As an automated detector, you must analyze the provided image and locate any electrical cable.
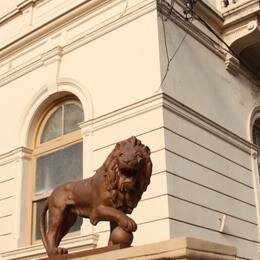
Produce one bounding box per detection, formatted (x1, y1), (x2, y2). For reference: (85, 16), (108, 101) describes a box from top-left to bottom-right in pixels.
(159, 0), (233, 55)
(191, 10), (256, 75)
(194, 14), (234, 55)
(156, 13), (191, 92)
(158, 0), (258, 78)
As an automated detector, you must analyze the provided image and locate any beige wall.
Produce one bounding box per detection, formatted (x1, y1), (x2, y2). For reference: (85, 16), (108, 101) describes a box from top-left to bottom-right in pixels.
(0, 0), (259, 259)
(0, 0), (166, 257)
(157, 5), (260, 259)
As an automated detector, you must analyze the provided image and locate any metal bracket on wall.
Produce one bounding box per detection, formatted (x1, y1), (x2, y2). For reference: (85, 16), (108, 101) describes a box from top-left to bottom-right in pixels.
(218, 214), (227, 232)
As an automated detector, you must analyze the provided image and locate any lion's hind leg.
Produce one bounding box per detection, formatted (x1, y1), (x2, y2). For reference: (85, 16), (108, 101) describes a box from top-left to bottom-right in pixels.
(46, 205), (68, 256)
(55, 211), (77, 248)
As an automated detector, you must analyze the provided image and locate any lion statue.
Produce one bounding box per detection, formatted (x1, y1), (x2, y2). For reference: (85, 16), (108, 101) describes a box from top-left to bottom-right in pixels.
(40, 136), (152, 256)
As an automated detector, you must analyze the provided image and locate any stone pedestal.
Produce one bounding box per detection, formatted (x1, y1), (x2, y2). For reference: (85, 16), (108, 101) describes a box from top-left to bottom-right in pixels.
(45, 237), (237, 260)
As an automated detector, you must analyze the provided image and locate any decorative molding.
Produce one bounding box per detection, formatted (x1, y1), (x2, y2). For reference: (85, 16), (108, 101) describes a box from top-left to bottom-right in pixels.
(18, 77), (93, 148)
(162, 93), (253, 154)
(81, 92), (254, 155)
(0, 147), (33, 166)
(225, 53), (240, 75)
(158, 0), (260, 86)
(0, 233), (99, 259)
(158, 1), (226, 60)
(222, 0), (260, 26)
(0, 0), (156, 57)
(0, 9), (21, 25)
(0, 0), (38, 24)
(17, 0), (38, 11)
(80, 92), (163, 133)
(62, 0), (157, 55)
(0, 93), (255, 163)
(41, 45), (63, 66)
(0, 0), (156, 87)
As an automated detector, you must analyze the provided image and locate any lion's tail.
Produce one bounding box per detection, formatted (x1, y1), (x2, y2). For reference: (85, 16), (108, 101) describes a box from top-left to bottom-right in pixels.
(40, 199), (49, 251)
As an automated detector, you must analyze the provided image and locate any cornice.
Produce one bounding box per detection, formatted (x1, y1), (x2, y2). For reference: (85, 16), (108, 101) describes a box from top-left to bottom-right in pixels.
(162, 93), (254, 154)
(0, 0), (38, 24)
(80, 92), (163, 135)
(81, 92), (255, 154)
(158, 1), (226, 58)
(0, 147), (33, 166)
(0, 0), (156, 59)
(222, 0), (260, 27)
(16, 0), (38, 10)
(225, 53), (240, 75)
(0, 9), (20, 25)
(0, 0), (156, 87)
(158, 0), (260, 86)
(0, 0), (106, 58)
(193, 0), (224, 30)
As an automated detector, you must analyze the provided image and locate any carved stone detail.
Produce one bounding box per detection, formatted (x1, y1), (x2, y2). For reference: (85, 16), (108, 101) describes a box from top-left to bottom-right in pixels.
(225, 53), (240, 75)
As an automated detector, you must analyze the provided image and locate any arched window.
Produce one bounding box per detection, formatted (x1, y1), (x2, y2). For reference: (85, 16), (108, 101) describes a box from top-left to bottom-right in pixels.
(252, 118), (260, 182)
(32, 97), (84, 242)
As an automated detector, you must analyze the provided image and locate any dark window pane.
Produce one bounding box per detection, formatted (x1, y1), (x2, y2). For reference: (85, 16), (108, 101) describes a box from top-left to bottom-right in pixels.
(69, 217), (83, 233)
(34, 199), (47, 241)
(64, 104), (83, 134)
(41, 107), (62, 143)
(34, 199), (82, 241)
(35, 143), (83, 195)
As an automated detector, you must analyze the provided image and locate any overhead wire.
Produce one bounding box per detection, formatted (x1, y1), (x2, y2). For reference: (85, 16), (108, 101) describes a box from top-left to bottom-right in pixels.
(191, 8), (256, 75)
(159, 0), (255, 76)
(156, 0), (259, 91)
(157, 0), (191, 91)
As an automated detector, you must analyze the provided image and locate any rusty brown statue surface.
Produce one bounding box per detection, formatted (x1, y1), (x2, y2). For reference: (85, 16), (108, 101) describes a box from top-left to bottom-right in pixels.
(40, 136), (152, 256)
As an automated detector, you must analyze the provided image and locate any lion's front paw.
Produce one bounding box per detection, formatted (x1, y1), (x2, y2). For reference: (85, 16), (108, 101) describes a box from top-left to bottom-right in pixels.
(119, 216), (137, 232)
(48, 247), (68, 256)
(57, 247), (68, 255)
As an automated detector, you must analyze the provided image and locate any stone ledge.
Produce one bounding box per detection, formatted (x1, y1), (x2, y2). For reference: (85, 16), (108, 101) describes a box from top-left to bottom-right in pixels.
(0, 234), (99, 260)
(45, 237), (237, 260)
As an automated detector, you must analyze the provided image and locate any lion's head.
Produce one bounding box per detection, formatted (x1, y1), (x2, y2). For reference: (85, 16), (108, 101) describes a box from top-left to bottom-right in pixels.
(103, 136), (152, 214)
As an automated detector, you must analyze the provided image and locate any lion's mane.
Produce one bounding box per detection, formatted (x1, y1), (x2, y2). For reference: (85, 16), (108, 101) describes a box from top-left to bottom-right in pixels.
(102, 136), (152, 213)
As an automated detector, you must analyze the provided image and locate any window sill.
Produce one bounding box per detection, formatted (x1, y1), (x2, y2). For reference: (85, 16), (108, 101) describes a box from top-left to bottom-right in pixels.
(0, 233), (99, 260)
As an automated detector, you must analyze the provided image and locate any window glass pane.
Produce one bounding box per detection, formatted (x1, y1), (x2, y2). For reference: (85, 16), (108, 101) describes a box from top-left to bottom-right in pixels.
(34, 199), (47, 241)
(69, 217), (83, 233)
(35, 142), (83, 195)
(41, 107), (62, 143)
(34, 199), (82, 241)
(64, 104), (83, 134)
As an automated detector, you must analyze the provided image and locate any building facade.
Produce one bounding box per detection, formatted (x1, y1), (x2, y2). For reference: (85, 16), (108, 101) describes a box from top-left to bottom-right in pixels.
(0, 0), (259, 259)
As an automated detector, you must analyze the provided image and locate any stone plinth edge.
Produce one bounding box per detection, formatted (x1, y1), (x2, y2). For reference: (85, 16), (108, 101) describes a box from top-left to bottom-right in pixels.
(0, 234), (99, 260)
(73, 237), (237, 260)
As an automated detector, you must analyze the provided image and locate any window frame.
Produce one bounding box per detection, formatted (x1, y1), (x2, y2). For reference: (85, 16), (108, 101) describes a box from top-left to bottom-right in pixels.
(30, 97), (83, 244)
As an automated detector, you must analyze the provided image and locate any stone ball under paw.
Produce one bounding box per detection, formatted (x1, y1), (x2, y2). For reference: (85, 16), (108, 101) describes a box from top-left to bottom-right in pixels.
(110, 226), (133, 247)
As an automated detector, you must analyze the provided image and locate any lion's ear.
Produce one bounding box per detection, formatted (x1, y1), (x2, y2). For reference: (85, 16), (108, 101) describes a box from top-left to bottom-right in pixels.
(145, 146), (151, 155)
(128, 136), (136, 144)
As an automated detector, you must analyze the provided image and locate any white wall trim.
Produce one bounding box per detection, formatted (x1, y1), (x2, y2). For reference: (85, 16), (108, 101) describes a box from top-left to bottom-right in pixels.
(0, 147), (32, 167)
(18, 77), (94, 148)
(0, 0), (157, 88)
(80, 92), (254, 154)
(1, 92), (255, 167)
(0, 233), (99, 260)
